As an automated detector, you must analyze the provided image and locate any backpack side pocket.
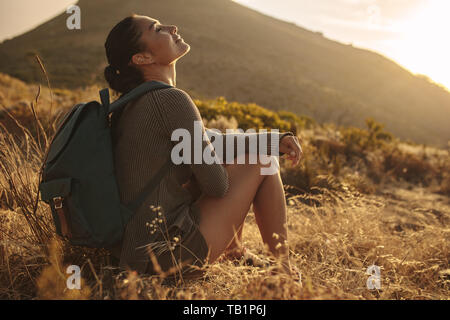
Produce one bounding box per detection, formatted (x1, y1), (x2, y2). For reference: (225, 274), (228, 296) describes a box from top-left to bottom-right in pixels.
(39, 177), (73, 239)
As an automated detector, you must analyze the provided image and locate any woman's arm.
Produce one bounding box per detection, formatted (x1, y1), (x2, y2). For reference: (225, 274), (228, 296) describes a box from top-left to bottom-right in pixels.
(204, 128), (294, 163)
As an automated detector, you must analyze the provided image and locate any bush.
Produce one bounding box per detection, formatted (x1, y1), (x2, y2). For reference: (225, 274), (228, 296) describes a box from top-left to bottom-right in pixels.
(383, 148), (436, 185)
(339, 117), (393, 155)
(195, 97), (310, 134)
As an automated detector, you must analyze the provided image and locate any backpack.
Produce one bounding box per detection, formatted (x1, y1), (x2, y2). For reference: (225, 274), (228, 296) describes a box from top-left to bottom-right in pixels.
(38, 80), (173, 248)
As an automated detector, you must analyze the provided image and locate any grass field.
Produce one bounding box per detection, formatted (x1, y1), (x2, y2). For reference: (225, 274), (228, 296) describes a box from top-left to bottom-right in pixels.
(0, 72), (448, 300)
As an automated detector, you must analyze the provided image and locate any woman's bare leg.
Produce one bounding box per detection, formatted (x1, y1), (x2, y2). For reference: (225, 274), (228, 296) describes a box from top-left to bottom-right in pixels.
(222, 172), (290, 270)
(221, 223), (244, 259)
(222, 172), (288, 259)
(252, 169), (290, 267)
(196, 154), (290, 270)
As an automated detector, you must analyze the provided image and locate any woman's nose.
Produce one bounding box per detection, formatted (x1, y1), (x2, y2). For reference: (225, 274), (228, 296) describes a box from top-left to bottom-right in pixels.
(170, 25), (178, 34)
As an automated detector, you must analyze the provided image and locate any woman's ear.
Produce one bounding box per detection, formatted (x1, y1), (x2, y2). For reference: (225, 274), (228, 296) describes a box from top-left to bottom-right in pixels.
(131, 52), (153, 66)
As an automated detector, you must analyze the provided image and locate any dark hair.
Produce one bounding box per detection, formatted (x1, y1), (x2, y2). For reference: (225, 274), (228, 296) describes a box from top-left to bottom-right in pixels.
(104, 15), (146, 95)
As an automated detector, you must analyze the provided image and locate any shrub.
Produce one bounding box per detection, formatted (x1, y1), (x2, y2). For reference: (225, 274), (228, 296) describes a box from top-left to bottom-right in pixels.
(382, 148), (436, 185)
(195, 97), (301, 133)
(340, 118), (392, 150)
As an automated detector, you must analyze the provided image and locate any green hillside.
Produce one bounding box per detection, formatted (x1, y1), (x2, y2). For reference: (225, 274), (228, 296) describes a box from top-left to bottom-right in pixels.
(0, 0), (449, 148)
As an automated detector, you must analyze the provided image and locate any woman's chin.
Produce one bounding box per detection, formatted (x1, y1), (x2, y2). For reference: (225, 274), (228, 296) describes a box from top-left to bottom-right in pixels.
(179, 40), (190, 48)
(180, 43), (191, 54)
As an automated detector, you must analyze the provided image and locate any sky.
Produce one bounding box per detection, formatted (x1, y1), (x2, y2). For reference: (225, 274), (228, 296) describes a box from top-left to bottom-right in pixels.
(0, 0), (75, 40)
(0, 0), (449, 90)
(232, 0), (450, 90)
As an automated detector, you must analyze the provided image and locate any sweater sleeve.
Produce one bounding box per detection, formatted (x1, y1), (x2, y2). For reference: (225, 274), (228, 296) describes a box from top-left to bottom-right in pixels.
(152, 88), (229, 198)
(204, 128), (295, 163)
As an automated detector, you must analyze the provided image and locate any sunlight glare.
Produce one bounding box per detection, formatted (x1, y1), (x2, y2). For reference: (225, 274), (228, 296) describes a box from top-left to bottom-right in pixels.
(391, 0), (450, 89)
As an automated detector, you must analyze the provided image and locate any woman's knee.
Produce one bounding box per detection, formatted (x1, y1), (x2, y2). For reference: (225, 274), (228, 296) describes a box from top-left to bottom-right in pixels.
(222, 153), (278, 167)
(223, 154), (280, 177)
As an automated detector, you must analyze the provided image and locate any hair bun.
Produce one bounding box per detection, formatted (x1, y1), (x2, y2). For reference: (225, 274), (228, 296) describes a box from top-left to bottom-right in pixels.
(105, 64), (119, 75)
(104, 65), (121, 92)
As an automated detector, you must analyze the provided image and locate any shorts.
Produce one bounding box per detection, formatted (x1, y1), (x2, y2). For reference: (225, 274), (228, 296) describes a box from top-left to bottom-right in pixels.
(145, 202), (209, 281)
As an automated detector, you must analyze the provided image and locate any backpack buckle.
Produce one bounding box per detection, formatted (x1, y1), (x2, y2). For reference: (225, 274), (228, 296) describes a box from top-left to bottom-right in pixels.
(52, 196), (71, 238)
(53, 196), (63, 209)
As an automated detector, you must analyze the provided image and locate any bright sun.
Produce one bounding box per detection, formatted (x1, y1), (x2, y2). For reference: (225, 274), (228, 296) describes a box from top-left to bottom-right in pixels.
(390, 0), (450, 90)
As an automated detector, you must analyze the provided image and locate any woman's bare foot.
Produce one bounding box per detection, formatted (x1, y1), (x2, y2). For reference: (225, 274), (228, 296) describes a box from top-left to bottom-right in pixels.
(218, 247), (270, 267)
(220, 247), (246, 261)
(270, 262), (302, 283)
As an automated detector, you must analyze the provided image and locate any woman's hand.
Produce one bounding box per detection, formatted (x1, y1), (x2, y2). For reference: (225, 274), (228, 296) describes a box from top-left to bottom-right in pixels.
(279, 134), (303, 166)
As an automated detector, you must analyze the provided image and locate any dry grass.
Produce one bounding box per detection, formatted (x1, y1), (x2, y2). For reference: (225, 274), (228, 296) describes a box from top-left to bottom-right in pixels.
(0, 71), (449, 300)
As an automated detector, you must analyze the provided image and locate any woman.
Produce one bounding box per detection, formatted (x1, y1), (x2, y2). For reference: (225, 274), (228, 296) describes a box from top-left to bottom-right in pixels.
(104, 14), (303, 281)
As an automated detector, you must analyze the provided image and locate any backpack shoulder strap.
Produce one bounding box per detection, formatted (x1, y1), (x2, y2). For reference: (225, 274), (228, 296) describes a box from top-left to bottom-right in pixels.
(103, 81), (173, 115)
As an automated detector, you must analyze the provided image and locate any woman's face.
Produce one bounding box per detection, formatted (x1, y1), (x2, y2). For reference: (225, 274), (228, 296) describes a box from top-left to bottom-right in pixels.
(132, 15), (190, 66)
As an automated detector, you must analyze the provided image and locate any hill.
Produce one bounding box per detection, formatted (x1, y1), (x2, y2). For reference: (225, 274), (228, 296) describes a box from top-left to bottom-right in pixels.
(0, 0), (449, 148)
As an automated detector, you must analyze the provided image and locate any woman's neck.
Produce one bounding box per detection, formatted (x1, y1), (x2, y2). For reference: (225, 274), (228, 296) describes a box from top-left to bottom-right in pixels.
(140, 62), (176, 87)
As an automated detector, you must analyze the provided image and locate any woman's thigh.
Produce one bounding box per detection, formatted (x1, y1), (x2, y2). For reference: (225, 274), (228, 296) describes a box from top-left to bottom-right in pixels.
(195, 154), (275, 262)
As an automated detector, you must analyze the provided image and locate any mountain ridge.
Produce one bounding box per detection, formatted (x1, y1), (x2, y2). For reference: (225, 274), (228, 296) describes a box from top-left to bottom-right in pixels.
(0, 0), (448, 148)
